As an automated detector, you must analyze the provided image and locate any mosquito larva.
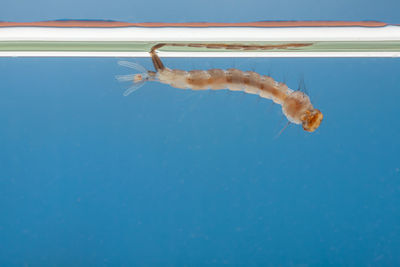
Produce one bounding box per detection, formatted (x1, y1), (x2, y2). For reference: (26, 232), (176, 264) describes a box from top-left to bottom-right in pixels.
(116, 44), (323, 132)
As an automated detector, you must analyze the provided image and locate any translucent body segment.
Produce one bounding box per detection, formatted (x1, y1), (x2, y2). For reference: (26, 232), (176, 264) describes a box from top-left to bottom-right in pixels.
(225, 68), (244, 91)
(169, 69), (188, 89)
(158, 68), (188, 89)
(207, 69), (227, 89)
(186, 70), (211, 90)
(276, 82), (293, 95)
(282, 91), (313, 123)
(243, 71), (261, 95)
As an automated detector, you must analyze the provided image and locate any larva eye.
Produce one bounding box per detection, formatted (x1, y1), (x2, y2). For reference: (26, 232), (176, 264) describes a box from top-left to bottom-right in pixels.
(302, 109), (323, 132)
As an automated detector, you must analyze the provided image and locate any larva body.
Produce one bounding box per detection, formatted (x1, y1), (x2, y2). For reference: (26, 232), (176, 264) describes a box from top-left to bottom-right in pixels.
(157, 67), (322, 130)
(117, 44), (323, 132)
(158, 68), (288, 104)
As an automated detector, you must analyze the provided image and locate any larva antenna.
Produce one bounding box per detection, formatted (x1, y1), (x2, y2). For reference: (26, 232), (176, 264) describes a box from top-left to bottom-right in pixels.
(116, 60), (153, 96)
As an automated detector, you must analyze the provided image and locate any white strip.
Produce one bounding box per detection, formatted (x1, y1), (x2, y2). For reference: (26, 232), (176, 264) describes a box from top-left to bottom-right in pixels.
(0, 26), (400, 42)
(0, 51), (399, 57)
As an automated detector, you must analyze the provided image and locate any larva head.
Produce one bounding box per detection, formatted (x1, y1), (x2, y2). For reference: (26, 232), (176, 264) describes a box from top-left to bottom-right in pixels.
(301, 109), (323, 132)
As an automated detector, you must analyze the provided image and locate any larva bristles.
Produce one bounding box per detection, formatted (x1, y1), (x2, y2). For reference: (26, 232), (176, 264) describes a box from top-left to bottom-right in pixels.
(117, 60), (155, 96)
(115, 74), (137, 82)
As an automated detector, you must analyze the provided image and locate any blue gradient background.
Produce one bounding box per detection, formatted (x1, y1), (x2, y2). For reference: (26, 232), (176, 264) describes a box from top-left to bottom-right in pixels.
(1, 0), (400, 266)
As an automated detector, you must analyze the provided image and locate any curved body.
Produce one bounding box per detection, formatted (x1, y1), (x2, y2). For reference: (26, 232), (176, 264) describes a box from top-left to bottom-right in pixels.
(118, 44), (323, 132)
(157, 67), (322, 131)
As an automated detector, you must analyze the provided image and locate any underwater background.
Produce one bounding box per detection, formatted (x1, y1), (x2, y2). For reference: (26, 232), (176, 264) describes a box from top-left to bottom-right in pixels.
(1, 0), (400, 266)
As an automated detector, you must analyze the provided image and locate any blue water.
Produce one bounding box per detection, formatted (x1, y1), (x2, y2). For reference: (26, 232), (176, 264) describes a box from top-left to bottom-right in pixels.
(1, 57), (399, 266)
(1, 0), (400, 265)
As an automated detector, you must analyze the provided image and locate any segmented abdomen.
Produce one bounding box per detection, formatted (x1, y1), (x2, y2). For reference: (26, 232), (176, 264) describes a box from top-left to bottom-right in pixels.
(158, 68), (292, 105)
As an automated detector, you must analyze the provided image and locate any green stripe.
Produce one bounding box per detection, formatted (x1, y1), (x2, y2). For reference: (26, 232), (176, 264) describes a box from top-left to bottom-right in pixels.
(0, 41), (399, 52)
